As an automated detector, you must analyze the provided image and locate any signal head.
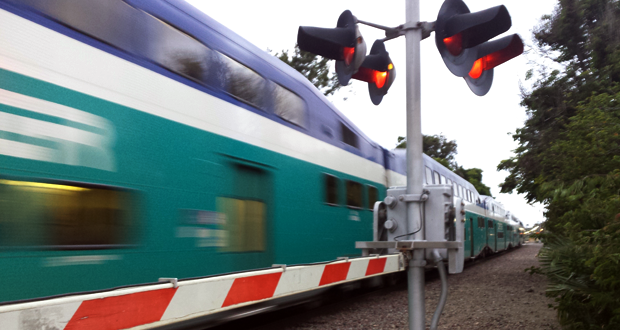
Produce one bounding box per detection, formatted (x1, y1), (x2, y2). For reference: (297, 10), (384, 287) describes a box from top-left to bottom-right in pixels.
(351, 40), (395, 105)
(435, 0), (512, 77)
(465, 34), (524, 96)
(297, 10), (366, 86)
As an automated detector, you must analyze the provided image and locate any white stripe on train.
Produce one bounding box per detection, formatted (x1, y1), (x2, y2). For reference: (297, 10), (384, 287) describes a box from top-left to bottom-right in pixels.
(0, 8), (385, 184)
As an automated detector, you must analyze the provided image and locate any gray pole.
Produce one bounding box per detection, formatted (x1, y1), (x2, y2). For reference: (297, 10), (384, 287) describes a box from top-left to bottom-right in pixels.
(405, 0), (425, 330)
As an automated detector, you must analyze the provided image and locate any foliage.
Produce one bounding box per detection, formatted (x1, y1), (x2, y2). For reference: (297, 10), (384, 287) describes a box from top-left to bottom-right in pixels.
(454, 167), (492, 196)
(397, 135), (492, 196)
(275, 45), (342, 97)
(500, 0), (620, 327)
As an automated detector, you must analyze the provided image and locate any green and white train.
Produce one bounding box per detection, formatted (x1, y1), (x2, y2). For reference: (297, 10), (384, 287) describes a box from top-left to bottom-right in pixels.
(0, 0), (522, 304)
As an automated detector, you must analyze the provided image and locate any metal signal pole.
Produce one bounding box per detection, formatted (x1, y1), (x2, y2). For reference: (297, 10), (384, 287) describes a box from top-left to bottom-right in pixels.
(405, 0), (425, 329)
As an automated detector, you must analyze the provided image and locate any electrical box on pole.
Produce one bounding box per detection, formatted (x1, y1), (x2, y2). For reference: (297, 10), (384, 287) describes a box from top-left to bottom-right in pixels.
(435, 0), (524, 95)
(366, 185), (464, 274)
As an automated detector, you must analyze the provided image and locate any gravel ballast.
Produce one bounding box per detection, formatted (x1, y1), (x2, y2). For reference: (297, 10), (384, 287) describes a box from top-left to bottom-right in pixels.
(268, 243), (559, 329)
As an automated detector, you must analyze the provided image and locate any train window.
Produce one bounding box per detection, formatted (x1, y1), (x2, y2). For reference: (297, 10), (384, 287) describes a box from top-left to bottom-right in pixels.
(498, 232), (504, 238)
(0, 178), (133, 249)
(19, 0), (219, 87)
(488, 220), (494, 228)
(221, 55), (267, 109)
(346, 180), (363, 208)
(425, 167), (433, 184)
(324, 174), (339, 205)
(452, 182), (458, 196)
(273, 84), (306, 127)
(218, 197), (265, 252)
(458, 185), (463, 197)
(477, 218), (485, 228)
(139, 9), (212, 84)
(433, 172), (441, 185)
(440, 175), (446, 184)
(367, 185), (378, 210)
(341, 123), (359, 148)
(14, 0), (144, 55)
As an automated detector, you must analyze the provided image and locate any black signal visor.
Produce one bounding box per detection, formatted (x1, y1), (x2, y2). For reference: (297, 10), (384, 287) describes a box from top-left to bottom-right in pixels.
(443, 5), (511, 54)
(469, 34), (524, 79)
(297, 10), (357, 60)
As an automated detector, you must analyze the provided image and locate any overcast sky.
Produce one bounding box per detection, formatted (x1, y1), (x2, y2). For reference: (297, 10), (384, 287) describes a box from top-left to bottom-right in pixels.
(185, 0), (559, 227)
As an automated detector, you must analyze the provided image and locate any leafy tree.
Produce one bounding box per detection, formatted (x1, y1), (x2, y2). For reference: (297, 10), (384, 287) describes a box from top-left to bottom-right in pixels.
(454, 167), (492, 196)
(397, 135), (492, 196)
(500, 1), (620, 328)
(275, 45), (342, 97)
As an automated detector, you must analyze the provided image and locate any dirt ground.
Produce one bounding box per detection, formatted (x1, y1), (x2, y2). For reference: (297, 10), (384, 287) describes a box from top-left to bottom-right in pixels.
(275, 243), (560, 329)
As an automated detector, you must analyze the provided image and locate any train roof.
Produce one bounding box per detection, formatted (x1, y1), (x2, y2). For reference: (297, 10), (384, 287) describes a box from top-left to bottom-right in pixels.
(388, 149), (480, 199)
(140, 0), (384, 153)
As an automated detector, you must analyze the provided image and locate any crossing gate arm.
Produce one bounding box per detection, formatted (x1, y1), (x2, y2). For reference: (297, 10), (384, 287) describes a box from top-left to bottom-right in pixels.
(0, 254), (404, 330)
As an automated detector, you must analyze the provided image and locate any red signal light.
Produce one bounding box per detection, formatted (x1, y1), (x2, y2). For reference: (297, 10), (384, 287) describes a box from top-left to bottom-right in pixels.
(469, 58), (484, 79)
(443, 33), (463, 56)
(343, 47), (355, 65)
(352, 66), (390, 89)
(375, 70), (388, 89)
(468, 35), (523, 79)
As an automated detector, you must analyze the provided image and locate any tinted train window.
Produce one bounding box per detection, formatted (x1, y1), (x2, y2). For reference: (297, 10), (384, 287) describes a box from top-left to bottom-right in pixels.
(346, 180), (363, 208)
(324, 174), (339, 205)
(0, 179), (133, 249)
(488, 220), (494, 228)
(273, 84), (306, 127)
(497, 232), (504, 239)
(221, 55), (267, 109)
(368, 185), (378, 209)
(18, 0), (216, 86)
(425, 167), (433, 184)
(341, 123), (359, 148)
(478, 218), (485, 228)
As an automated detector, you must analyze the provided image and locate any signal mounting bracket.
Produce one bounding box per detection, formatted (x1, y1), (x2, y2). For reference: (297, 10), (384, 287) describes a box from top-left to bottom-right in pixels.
(356, 19), (435, 42)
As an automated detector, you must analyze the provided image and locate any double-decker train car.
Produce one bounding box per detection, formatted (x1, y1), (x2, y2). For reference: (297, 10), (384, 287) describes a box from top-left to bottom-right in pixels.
(0, 0), (521, 304)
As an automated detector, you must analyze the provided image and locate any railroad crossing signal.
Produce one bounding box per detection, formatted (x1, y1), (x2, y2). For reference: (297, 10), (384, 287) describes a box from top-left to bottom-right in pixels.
(435, 0), (523, 95)
(296, 1), (523, 103)
(298, 11), (395, 105)
(297, 10), (366, 86)
(351, 40), (396, 105)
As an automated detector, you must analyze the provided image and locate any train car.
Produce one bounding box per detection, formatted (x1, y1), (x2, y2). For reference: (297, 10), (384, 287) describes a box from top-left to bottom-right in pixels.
(0, 0), (387, 303)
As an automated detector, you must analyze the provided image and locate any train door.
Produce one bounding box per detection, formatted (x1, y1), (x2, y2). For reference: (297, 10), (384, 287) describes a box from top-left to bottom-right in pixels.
(218, 164), (273, 271)
(487, 219), (496, 252)
(468, 217), (474, 257)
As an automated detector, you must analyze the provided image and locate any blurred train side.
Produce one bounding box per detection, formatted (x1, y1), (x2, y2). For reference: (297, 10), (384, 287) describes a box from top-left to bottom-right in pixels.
(0, 0), (388, 303)
(0, 0), (522, 305)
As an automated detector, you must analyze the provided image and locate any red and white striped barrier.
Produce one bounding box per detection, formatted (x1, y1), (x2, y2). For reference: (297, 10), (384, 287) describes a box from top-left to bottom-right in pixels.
(0, 254), (404, 329)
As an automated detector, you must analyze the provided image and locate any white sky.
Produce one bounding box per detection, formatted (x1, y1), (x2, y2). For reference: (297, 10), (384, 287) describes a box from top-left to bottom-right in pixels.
(185, 0), (558, 227)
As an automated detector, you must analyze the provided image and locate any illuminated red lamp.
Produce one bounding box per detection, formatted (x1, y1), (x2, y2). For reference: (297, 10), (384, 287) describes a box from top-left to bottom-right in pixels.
(468, 35), (523, 79)
(443, 33), (463, 56)
(351, 66), (389, 89)
(342, 47), (355, 65)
